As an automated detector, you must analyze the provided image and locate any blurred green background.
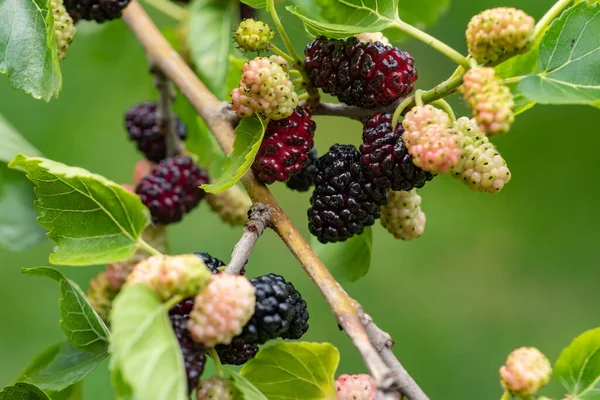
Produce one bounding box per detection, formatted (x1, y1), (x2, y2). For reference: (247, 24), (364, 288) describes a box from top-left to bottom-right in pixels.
(1, 0), (598, 398)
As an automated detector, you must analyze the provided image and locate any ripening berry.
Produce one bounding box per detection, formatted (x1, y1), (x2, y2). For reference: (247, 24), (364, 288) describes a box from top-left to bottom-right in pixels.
(234, 19), (274, 53)
(499, 347), (552, 397)
(380, 189), (426, 241)
(188, 274), (256, 347)
(402, 105), (461, 174)
(462, 67), (514, 135)
(304, 36), (417, 108)
(335, 374), (376, 400)
(231, 57), (298, 120)
(126, 254), (213, 302)
(63, 0), (130, 22)
(87, 272), (118, 322)
(51, 0), (76, 60)
(206, 185), (252, 226)
(466, 7), (535, 63)
(356, 32), (391, 46)
(450, 117), (511, 193)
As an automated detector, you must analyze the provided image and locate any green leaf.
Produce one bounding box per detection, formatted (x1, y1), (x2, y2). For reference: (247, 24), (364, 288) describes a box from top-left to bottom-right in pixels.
(241, 342), (339, 400)
(226, 369), (268, 400)
(26, 342), (107, 392)
(0, 383), (50, 400)
(519, 2), (600, 108)
(201, 117), (266, 193)
(287, 0), (449, 39)
(109, 284), (187, 400)
(0, 166), (46, 251)
(22, 267), (109, 351)
(9, 154), (151, 266)
(188, 0), (237, 100)
(0, 0), (61, 101)
(240, 0), (266, 9)
(0, 114), (41, 163)
(554, 327), (600, 399)
(311, 227), (372, 283)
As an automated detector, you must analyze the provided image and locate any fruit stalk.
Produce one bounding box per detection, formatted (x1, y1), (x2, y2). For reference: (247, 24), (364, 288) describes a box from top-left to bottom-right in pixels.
(224, 203), (272, 275)
(122, 3), (428, 398)
(152, 65), (183, 157)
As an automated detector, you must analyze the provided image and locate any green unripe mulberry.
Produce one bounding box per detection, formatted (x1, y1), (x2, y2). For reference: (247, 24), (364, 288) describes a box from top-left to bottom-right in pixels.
(51, 0), (76, 60)
(234, 19), (274, 53)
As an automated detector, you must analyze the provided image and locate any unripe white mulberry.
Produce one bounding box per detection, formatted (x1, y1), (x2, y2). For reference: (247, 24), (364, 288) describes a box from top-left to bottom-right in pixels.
(466, 7), (535, 63)
(234, 19), (274, 53)
(196, 376), (241, 400)
(187, 274), (256, 347)
(450, 117), (511, 193)
(335, 374), (376, 400)
(206, 185), (251, 226)
(126, 254), (212, 302)
(87, 272), (118, 322)
(462, 67), (514, 135)
(51, 0), (76, 60)
(499, 347), (552, 397)
(380, 189), (426, 241)
(356, 32), (390, 46)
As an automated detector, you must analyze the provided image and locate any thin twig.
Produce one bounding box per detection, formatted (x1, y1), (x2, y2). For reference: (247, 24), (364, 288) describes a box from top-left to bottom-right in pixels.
(151, 66), (182, 157)
(359, 308), (430, 400)
(225, 203), (272, 275)
(122, 3), (426, 397)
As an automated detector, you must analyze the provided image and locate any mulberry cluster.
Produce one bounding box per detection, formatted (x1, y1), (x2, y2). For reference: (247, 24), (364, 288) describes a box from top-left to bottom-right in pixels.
(51, 0), (76, 60)
(360, 112), (434, 191)
(135, 156), (209, 225)
(125, 102), (188, 162)
(252, 106), (316, 184)
(402, 105), (461, 174)
(450, 117), (511, 193)
(235, 273), (309, 344)
(304, 36), (417, 108)
(308, 144), (387, 243)
(63, 0), (130, 22)
(466, 7), (535, 63)
(231, 56), (298, 120)
(462, 67), (514, 135)
(380, 189), (426, 241)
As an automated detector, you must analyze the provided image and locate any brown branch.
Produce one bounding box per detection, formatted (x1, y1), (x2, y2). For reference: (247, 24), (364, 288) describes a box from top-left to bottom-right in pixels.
(151, 65), (182, 157)
(225, 203), (272, 275)
(122, 3), (426, 397)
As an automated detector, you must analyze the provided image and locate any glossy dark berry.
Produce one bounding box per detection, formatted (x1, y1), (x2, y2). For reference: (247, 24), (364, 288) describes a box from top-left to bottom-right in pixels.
(308, 144), (387, 243)
(135, 156), (209, 225)
(252, 106), (316, 184)
(169, 313), (206, 392)
(215, 342), (259, 365)
(280, 280), (309, 340)
(195, 252), (226, 274)
(169, 297), (195, 316)
(286, 148), (318, 192)
(235, 274), (293, 345)
(63, 0), (130, 22)
(304, 36), (418, 108)
(125, 102), (187, 163)
(360, 113), (434, 191)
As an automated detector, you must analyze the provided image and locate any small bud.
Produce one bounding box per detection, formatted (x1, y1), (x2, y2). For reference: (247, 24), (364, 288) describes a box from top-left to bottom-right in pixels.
(126, 254), (212, 302)
(499, 347), (552, 397)
(87, 272), (118, 322)
(234, 19), (275, 53)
